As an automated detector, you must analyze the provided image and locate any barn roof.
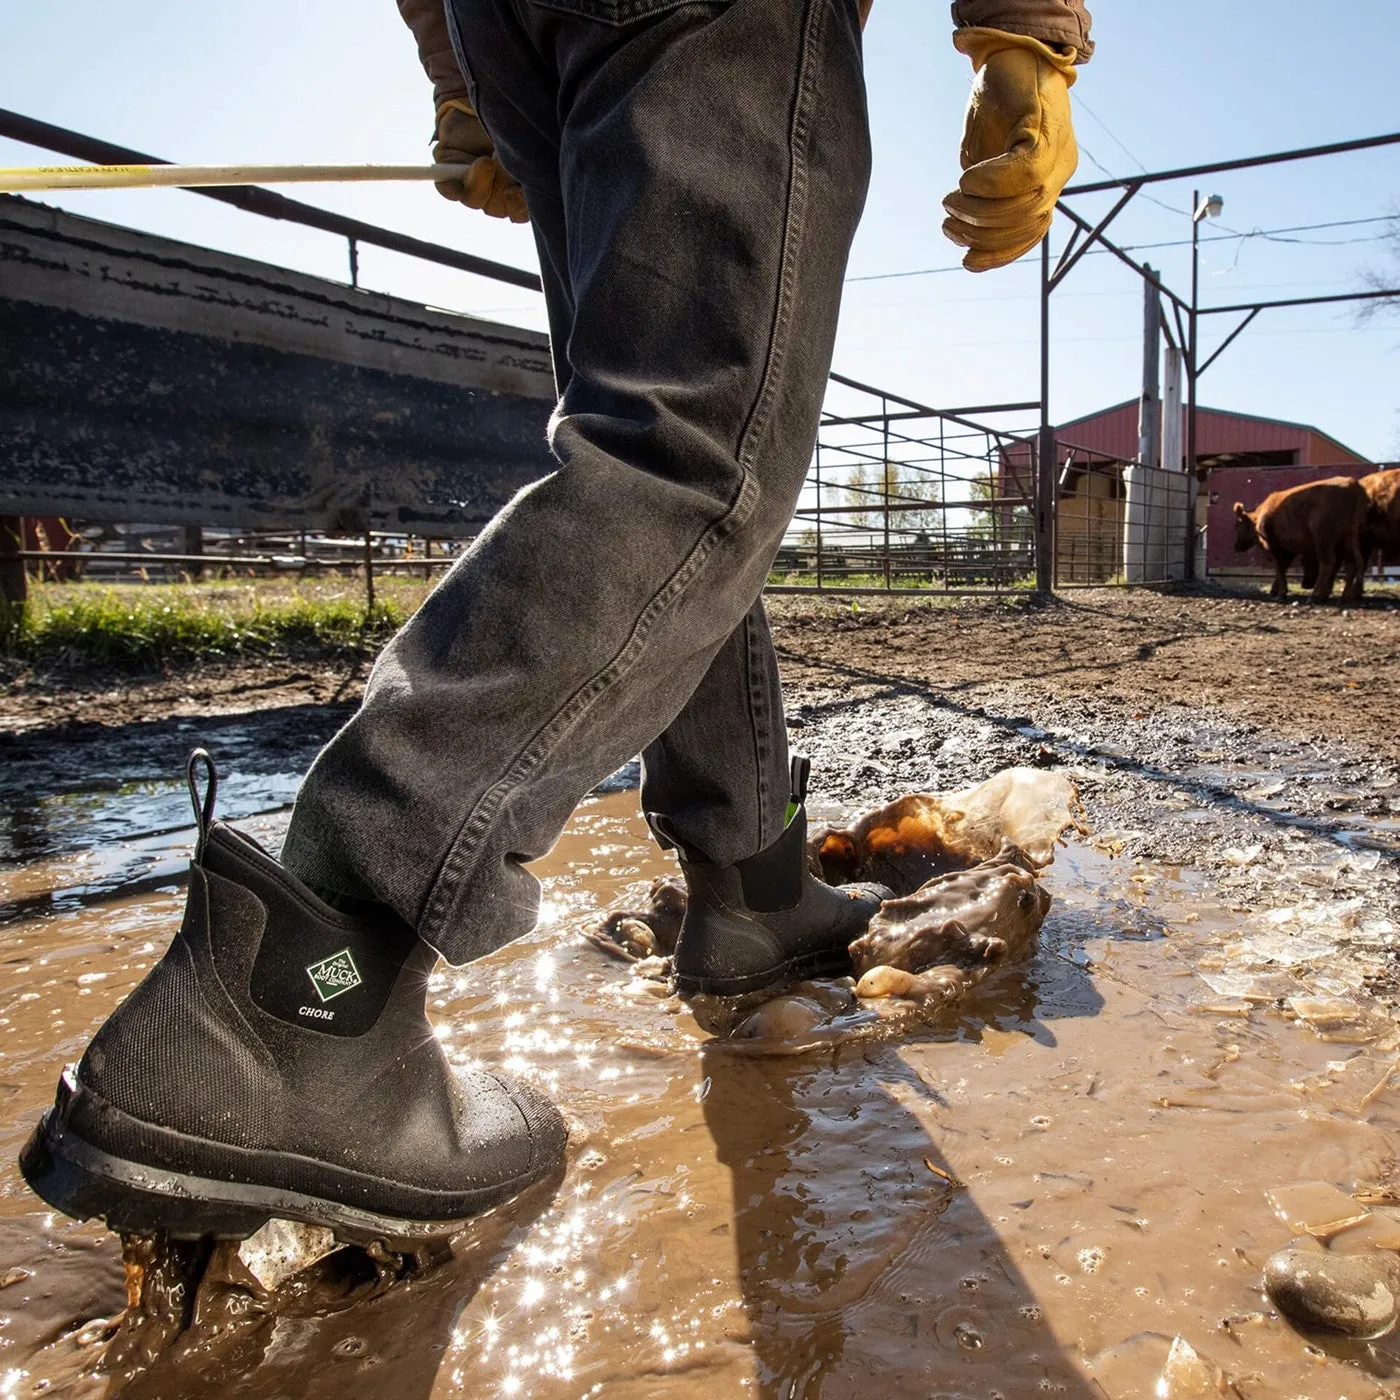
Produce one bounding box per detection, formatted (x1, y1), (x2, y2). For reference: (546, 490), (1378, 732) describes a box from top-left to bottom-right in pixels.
(1054, 401), (1367, 466)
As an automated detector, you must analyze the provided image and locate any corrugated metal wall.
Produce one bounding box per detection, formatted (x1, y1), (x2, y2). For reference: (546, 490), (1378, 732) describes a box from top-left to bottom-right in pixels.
(1205, 463), (1382, 575)
(1055, 401), (1364, 468)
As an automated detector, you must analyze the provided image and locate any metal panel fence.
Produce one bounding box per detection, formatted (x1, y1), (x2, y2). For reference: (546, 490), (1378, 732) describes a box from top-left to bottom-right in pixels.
(769, 375), (1041, 595)
(1053, 443), (1192, 587)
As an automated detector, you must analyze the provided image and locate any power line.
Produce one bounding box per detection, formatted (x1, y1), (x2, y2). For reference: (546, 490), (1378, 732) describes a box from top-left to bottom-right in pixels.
(848, 275), (1383, 305)
(846, 215), (1397, 283)
(1073, 99), (1153, 182)
(848, 120), (1397, 285)
(1211, 215), (1395, 247)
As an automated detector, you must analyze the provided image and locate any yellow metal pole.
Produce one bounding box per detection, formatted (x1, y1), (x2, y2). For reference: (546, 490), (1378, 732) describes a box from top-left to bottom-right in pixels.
(0, 162), (471, 194)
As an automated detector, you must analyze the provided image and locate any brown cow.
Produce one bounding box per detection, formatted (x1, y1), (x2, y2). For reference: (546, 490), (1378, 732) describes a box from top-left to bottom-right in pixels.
(1361, 468), (1400, 573)
(1233, 476), (1368, 603)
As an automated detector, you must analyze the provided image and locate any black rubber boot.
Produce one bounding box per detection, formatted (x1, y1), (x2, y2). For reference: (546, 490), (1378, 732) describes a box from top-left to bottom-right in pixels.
(653, 759), (886, 998)
(20, 752), (566, 1243)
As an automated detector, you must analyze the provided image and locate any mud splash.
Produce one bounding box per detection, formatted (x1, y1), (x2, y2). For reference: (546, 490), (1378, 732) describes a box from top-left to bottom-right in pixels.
(2, 768), (1400, 1395)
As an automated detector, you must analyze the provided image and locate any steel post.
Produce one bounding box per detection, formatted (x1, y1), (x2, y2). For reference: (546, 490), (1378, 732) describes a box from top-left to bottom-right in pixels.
(1186, 191), (1201, 578)
(1036, 236), (1056, 593)
(0, 517), (26, 612)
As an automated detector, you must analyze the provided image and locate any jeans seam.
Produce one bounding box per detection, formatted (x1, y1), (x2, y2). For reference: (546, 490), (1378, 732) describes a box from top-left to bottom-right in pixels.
(733, 0), (827, 852)
(418, 0), (830, 945)
(733, 0), (826, 473)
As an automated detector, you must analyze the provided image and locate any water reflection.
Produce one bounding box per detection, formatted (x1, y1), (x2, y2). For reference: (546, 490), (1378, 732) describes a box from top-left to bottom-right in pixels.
(701, 963), (1105, 1397)
(4, 779), (1400, 1398)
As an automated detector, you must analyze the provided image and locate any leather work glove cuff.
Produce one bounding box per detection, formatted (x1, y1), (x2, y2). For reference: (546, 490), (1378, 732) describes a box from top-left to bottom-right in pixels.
(435, 98), (493, 157)
(953, 26), (1078, 86)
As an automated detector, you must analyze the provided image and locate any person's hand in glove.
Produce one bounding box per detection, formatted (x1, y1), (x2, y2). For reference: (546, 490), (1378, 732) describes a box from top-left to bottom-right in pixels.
(942, 28), (1079, 272)
(434, 98), (529, 224)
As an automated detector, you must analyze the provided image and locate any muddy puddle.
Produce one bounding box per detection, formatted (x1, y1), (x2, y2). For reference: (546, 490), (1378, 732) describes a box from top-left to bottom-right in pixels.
(3, 767), (1400, 1397)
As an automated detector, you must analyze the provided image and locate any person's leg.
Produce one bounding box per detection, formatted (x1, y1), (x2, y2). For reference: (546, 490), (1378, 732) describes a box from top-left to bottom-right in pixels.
(282, 0), (873, 967)
(18, 0), (586, 1244)
(473, 48), (792, 876)
(641, 597), (788, 867)
(21, 0), (875, 1241)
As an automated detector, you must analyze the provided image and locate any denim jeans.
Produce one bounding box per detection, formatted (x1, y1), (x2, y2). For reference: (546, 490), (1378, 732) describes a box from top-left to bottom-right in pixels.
(280, 0), (870, 964)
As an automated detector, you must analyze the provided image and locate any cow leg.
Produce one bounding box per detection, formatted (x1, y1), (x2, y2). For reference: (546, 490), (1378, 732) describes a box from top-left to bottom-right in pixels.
(1311, 544), (1339, 603)
(1270, 552), (1292, 599)
(1301, 554), (1318, 591)
(1343, 539), (1367, 601)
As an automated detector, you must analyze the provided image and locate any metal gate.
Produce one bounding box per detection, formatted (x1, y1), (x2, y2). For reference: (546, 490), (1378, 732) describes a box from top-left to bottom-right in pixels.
(771, 375), (1040, 594)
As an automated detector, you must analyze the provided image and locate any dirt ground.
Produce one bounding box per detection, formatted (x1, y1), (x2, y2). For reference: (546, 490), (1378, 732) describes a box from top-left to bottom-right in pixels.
(3, 585), (1400, 1395)
(2, 584), (1396, 947)
(2, 584), (1394, 751)
(768, 585), (1400, 765)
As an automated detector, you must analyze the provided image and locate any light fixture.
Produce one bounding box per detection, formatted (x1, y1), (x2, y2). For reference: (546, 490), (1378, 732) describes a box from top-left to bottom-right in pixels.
(1194, 193), (1224, 223)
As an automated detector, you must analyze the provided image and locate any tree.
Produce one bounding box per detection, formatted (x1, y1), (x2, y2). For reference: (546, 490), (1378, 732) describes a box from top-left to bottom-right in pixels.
(884, 464), (943, 533)
(840, 462), (942, 533)
(966, 471), (1031, 543)
(1357, 212), (1400, 322)
(839, 463), (879, 529)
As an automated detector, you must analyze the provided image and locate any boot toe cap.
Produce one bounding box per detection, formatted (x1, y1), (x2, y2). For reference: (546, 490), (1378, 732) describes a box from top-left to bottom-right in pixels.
(488, 1071), (567, 1179)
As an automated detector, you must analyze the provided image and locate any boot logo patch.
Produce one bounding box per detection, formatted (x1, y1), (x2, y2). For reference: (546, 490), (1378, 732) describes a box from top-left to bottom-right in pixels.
(306, 949), (363, 1003)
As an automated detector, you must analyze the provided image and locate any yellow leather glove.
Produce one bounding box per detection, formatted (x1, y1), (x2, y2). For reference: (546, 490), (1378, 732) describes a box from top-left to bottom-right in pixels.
(434, 99), (529, 224)
(942, 28), (1079, 273)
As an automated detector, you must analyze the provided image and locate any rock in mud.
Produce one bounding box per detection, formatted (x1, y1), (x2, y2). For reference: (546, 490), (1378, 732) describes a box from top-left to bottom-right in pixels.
(588, 875), (687, 960)
(730, 981), (858, 1041)
(1327, 1209), (1400, 1254)
(733, 995), (830, 1041)
(98, 1226), (449, 1379)
(234, 1218), (340, 1294)
(1088, 1333), (1232, 1399)
(1263, 1246), (1400, 1338)
(589, 771), (1081, 975)
(1156, 1335), (1230, 1397)
(854, 963), (967, 1003)
(1264, 1180), (1370, 1240)
(1284, 994), (1396, 1045)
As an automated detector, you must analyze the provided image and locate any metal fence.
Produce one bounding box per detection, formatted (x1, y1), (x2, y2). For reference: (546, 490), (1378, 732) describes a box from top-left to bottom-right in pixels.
(768, 375), (1041, 594)
(1053, 443), (1192, 587)
(9, 401), (1205, 604)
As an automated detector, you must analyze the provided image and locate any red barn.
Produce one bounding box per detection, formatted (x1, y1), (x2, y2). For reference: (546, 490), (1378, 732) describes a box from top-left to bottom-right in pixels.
(1044, 402), (1378, 580)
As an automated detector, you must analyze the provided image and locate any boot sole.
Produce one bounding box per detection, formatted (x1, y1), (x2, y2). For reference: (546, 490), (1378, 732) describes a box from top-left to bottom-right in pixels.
(673, 945), (852, 999)
(20, 1070), (557, 1245)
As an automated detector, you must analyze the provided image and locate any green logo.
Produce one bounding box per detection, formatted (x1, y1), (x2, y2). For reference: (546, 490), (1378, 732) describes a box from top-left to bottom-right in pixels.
(305, 949), (363, 1003)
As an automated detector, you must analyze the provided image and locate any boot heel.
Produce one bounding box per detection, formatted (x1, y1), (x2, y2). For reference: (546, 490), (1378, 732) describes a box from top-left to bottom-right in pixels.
(19, 1111), (273, 1241)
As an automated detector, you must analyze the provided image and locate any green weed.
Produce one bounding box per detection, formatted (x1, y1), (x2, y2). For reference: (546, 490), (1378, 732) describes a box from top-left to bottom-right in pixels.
(5, 579), (432, 669)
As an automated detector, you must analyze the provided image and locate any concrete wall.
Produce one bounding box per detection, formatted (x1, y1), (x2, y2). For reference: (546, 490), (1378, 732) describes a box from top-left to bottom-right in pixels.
(1123, 464), (1190, 583)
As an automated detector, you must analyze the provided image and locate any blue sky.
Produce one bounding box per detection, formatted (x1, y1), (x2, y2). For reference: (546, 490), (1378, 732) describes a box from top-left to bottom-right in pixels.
(5, 1), (1400, 458)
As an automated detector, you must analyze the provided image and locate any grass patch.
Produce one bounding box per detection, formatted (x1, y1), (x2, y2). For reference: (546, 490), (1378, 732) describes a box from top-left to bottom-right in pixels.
(6, 578), (435, 670)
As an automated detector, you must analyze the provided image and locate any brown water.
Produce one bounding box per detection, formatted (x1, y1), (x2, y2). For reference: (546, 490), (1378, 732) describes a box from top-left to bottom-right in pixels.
(2, 793), (1400, 1397)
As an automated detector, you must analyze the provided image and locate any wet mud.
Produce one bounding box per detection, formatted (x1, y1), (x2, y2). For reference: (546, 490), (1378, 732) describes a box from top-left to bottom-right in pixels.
(1, 612), (1400, 1394)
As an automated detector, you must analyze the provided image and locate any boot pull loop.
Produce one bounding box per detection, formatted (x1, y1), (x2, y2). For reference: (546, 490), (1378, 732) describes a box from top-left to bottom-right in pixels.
(789, 755), (811, 809)
(186, 748), (218, 850)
